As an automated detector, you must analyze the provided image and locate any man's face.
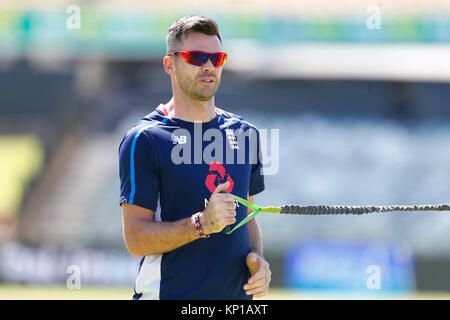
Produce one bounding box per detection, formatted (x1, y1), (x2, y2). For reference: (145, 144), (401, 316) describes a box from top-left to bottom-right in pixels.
(171, 32), (224, 101)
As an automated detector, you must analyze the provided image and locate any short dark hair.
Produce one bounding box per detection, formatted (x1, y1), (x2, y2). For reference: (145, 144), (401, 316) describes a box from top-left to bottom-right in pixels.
(166, 15), (222, 54)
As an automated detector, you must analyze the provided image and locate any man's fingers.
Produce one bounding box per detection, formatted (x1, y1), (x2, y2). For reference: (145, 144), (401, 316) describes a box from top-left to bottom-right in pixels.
(248, 261), (270, 283)
(244, 277), (265, 291)
(212, 210), (236, 226)
(224, 217), (236, 225)
(244, 254), (271, 298)
(220, 203), (237, 212)
(248, 269), (265, 285)
(244, 280), (269, 296)
(244, 271), (271, 296)
(252, 288), (269, 298)
(212, 200), (236, 210)
(211, 193), (235, 204)
(245, 286), (267, 296)
(223, 209), (236, 217)
(212, 181), (230, 195)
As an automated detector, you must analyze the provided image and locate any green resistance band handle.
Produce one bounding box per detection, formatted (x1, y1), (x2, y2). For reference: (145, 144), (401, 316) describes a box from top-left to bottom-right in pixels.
(223, 193), (281, 234)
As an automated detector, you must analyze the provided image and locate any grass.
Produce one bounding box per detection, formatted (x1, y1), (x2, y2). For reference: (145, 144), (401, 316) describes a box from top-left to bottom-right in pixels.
(0, 285), (449, 300)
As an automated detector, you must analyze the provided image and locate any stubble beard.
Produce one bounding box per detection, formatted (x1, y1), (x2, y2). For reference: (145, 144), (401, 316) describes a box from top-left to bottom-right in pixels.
(177, 72), (220, 102)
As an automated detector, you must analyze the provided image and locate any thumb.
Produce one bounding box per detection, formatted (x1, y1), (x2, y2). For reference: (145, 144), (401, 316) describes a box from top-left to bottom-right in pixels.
(212, 181), (230, 195)
(246, 252), (260, 273)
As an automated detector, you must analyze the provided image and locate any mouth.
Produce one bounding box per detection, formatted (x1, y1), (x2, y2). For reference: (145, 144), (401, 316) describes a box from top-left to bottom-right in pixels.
(198, 77), (216, 86)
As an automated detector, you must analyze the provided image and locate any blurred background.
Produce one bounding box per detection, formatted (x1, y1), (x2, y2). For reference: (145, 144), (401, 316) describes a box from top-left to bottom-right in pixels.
(1, 0), (450, 299)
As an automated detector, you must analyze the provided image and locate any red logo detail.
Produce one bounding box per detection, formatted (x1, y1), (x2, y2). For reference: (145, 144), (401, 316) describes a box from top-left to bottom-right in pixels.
(205, 161), (234, 193)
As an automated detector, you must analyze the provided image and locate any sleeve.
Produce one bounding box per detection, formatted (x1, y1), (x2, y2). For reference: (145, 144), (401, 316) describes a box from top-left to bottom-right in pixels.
(118, 128), (160, 211)
(248, 128), (265, 197)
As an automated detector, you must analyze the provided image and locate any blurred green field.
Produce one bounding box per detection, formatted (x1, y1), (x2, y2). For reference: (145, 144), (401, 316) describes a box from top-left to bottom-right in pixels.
(0, 285), (449, 300)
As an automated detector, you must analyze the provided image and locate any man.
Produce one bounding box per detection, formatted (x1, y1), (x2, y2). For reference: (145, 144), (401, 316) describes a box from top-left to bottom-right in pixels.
(119, 15), (271, 300)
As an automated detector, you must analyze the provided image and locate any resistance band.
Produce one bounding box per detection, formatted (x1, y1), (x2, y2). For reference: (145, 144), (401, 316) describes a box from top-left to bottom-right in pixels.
(224, 193), (450, 234)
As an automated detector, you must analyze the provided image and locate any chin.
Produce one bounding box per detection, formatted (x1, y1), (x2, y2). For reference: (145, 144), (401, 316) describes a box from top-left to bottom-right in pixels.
(193, 94), (214, 102)
(193, 90), (218, 101)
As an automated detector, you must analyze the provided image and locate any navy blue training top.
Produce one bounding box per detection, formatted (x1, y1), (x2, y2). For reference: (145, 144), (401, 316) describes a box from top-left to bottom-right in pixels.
(119, 104), (265, 300)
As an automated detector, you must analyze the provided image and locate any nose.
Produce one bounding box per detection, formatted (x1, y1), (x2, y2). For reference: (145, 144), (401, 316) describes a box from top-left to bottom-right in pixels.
(201, 57), (215, 72)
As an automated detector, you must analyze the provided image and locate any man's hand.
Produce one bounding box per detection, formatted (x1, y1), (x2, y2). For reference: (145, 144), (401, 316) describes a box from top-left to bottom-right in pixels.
(201, 181), (236, 234)
(244, 252), (271, 298)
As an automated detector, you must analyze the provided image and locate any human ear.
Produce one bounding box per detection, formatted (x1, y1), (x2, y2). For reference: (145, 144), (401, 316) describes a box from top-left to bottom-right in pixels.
(163, 56), (175, 75)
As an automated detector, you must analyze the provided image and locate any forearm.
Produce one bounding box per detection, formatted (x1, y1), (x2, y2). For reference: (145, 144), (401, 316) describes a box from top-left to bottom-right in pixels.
(247, 217), (264, 258)
(124, 214), (201, 257)
(245, 217), (271, 299)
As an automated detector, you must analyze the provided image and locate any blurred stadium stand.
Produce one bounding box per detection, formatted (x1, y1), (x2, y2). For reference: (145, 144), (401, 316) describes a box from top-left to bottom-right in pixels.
(1, 0), (450, 293)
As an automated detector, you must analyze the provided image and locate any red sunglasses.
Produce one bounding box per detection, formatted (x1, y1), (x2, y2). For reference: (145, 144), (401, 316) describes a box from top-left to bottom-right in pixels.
(168, 50), (228, 67)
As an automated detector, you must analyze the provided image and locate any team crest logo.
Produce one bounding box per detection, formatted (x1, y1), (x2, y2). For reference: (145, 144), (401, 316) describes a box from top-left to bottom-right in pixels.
(205, 161), (234, 193)
(225, 128), (239, 150)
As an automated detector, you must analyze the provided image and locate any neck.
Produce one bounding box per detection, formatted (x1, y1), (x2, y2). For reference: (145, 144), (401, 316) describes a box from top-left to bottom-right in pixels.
(165, 87), (217, 122)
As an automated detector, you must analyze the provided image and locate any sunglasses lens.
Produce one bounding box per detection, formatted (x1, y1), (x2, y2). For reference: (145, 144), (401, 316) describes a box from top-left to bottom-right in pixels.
(186, 52), (209, 66)
(211, 53), (227, 67)
(182, 51), (227, 67)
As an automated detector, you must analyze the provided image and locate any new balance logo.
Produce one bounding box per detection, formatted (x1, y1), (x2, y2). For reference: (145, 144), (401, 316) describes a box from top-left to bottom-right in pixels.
(172, 135), (187, 144)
